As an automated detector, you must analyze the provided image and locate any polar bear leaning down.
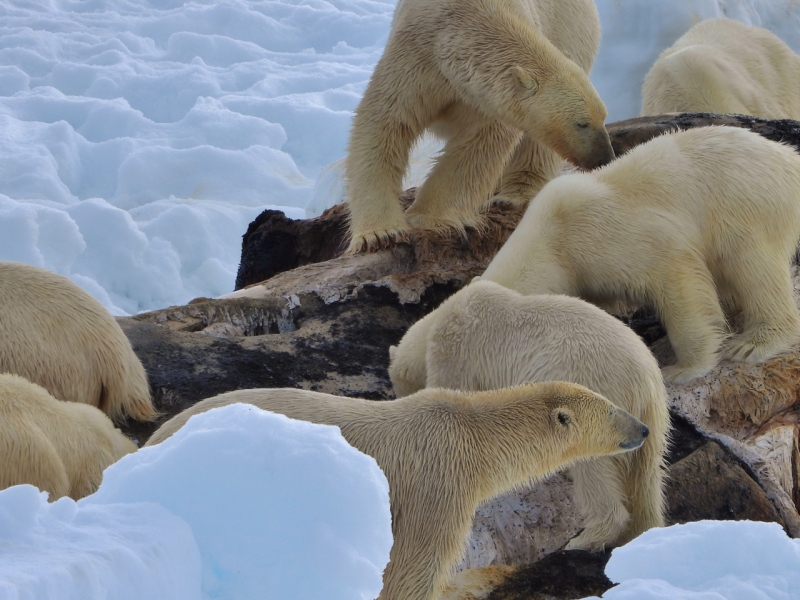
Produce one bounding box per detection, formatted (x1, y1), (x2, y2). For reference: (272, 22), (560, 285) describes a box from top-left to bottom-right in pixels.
(389, 280), (670, 551)
(480, 126), (800, 384)
(345, 0), (614, 252)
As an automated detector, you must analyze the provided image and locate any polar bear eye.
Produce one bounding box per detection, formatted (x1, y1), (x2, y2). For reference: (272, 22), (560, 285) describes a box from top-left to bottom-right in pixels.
(557, 411), (571, 426)
(575, 122), (589, 129)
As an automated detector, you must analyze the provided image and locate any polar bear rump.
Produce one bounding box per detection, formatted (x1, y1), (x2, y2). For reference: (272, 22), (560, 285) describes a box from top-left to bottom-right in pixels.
(0, 262), (156, 423)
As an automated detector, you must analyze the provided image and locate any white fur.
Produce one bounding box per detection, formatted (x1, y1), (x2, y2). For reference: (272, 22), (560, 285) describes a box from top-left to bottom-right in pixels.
(482, 126), (800, 383)
(0, 374), (137, 500)
(389, 280), (669, 550)
(146, 383), (647, 600)
(345, 0), (614, 252)
(0, 261), (156, 423)
(642, 19), (800, 118)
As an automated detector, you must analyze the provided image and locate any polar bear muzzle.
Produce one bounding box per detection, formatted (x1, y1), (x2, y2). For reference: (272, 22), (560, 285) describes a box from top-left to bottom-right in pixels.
(613, 408), (649, 451)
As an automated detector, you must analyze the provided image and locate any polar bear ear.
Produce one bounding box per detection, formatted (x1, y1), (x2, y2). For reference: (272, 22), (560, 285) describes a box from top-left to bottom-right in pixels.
(509, 65), (539, 95)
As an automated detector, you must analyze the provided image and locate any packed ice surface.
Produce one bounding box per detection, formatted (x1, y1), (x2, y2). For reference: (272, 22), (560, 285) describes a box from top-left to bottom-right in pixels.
(0, 484), (202, 600)
(83, 403), (393, 600)
(2, 0), (800, 312)
(583, 520), (800, 600)
(0, 0), (389, 313)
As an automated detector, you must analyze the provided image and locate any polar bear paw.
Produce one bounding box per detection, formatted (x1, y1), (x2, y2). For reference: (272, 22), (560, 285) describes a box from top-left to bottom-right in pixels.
(660, 363), (715, 385)
(564, 532), (607, 553)
(346, 225), (412, 254)
(723, 326), (799, 364)
(406, 210), (487, 236)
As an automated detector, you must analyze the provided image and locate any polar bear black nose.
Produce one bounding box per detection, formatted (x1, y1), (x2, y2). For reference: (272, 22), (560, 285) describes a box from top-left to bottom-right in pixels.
(641, 425), (650, 438)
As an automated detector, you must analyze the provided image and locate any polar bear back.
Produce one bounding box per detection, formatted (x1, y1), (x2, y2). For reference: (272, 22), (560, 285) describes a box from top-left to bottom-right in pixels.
(0, 374), (136, 500)
(642, 19), (800, 119)
(425, 281), (664, 417)
(484, 126), (800, 296)
(393, 0), (599, 72)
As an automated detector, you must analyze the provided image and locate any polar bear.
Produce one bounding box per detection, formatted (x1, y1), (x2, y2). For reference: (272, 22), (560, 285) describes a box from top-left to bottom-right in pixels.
(480, 126), (800, 384)
(0, 261), (156, 423)
(146, 383), (649, 600)
(345, 0), (615, 253)
(641, 19), (800, 119)
(0, 374), (137, 501)
(388, 281), (669, 551)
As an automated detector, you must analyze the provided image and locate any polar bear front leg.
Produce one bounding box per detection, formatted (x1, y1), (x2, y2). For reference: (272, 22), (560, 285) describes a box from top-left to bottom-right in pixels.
(405, 117), (520, 233)
(494, 135), (564, 205)
(380, 494), (475, 600)
(656, 256), (727, 384)
(345, 99), (420, 253)
(565, 457), (631, 552)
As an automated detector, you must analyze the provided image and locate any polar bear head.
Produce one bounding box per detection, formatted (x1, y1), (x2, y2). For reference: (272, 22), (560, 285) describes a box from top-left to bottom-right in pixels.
(506, 57), (615, 171)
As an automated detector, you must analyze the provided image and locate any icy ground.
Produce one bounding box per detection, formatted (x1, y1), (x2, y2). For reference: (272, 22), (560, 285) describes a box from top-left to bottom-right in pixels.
(0, 404), (392, 600)
(586, 520), (800, 600)
(0, 0), (799, 313)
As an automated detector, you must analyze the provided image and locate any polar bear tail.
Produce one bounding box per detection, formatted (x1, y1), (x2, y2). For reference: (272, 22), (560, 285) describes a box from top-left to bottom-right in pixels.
(99, 346), (157, 424)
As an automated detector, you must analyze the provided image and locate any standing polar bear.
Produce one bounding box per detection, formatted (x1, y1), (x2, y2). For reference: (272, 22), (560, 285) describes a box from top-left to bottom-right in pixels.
(146, 384), (649, 600)
(0, 374), (137, 501)
(345, 0), (615, 252)
(389, 280), (669, 551)
(641, 19), (800, 119)
(481, 126), (800, 383)
(0, 262), (156, 423)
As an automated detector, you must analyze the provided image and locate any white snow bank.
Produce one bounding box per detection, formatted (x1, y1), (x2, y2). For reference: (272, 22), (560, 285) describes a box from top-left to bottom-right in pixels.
(0, 484), (202, 600)
(584, 520), (800, 600)
(83, 403), (393, 600)
(0, 0), (393, 313)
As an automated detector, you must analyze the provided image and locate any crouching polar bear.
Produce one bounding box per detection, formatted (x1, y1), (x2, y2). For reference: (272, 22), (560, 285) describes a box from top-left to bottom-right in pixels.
(642, 19), (800, 119)
(146, 383), (649, 600)
(345, 0), (614, 252)
(389, 280), (669, 551)
(480, 126), (800, 383)
(0, 374), (137, 500)
(0, 261), (156, 423)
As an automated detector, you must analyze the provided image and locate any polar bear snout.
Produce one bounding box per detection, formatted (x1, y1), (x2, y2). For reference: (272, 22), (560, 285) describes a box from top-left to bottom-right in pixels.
(573, 127), (615, 170)
(614, 409), (649, 451)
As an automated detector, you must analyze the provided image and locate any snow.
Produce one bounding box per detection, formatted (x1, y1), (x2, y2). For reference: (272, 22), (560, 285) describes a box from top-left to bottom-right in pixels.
(82, 403), (393, 600)
(584, 520), (800, 600)
(1, 0), (799, 312)
(0, 404), (392, 599)
(0, 484), (202, 600)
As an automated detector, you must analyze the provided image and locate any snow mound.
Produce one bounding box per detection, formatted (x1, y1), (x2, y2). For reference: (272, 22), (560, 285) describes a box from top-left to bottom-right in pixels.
(0, 0), (393, 313)
(82, 403), (393, 600)
(0, 484), (202, 600)
(585, 520), (800, 600)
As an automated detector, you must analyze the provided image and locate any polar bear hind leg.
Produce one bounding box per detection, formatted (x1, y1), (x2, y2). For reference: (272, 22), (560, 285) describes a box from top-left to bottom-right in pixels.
(405, 115), (519, 232)
(493, 135), (564, 205)
(0, 423), (70, 501)
(722, 253), (800, 362)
